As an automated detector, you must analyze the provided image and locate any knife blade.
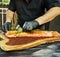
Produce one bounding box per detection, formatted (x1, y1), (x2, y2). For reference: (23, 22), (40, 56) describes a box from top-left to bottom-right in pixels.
(15, 25), (23, 32)
(15, 25), (32, 32)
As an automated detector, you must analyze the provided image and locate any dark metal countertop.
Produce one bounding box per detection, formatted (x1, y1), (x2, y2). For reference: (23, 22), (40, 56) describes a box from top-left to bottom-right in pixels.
(0, 31), (60, 57)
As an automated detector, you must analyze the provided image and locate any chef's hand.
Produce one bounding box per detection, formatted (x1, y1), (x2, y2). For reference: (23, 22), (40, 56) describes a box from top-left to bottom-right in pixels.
(2, 22), (11, 32)
(23, 20), (39, 31)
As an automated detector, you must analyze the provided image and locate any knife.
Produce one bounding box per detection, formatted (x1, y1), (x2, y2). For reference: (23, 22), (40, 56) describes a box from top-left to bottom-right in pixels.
(15, 25), (23, 32)
(15, 25), (32, 32)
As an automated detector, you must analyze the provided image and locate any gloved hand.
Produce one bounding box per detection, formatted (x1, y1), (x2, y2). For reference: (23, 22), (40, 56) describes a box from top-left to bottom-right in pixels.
(23, 20), (39, 31)
(2, 22), (11, 32)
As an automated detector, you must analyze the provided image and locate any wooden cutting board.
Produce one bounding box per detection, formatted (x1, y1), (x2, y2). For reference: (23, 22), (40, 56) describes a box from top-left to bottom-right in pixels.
(0, 30), (60, 51)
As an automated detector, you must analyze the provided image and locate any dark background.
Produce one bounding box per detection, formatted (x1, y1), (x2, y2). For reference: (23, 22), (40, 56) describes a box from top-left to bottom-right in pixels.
(49, 16), (60, 32)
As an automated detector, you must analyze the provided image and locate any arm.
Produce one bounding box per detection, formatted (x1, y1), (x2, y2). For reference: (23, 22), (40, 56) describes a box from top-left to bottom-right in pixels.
(2, 0), (16, 32)
(2, 10), (15, 32)
(6, 10), (15, 22)
(35, 7), (60, 25)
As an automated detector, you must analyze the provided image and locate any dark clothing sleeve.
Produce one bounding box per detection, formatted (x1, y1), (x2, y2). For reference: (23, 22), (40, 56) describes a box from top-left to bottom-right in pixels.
(8, 0), (16, 12)
(45, 0), (60, 10)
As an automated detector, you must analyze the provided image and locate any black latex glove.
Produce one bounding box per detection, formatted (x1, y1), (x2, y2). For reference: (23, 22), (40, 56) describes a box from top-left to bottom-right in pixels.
(2, 22), (11, 32)
(23, 20), (39, 31)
